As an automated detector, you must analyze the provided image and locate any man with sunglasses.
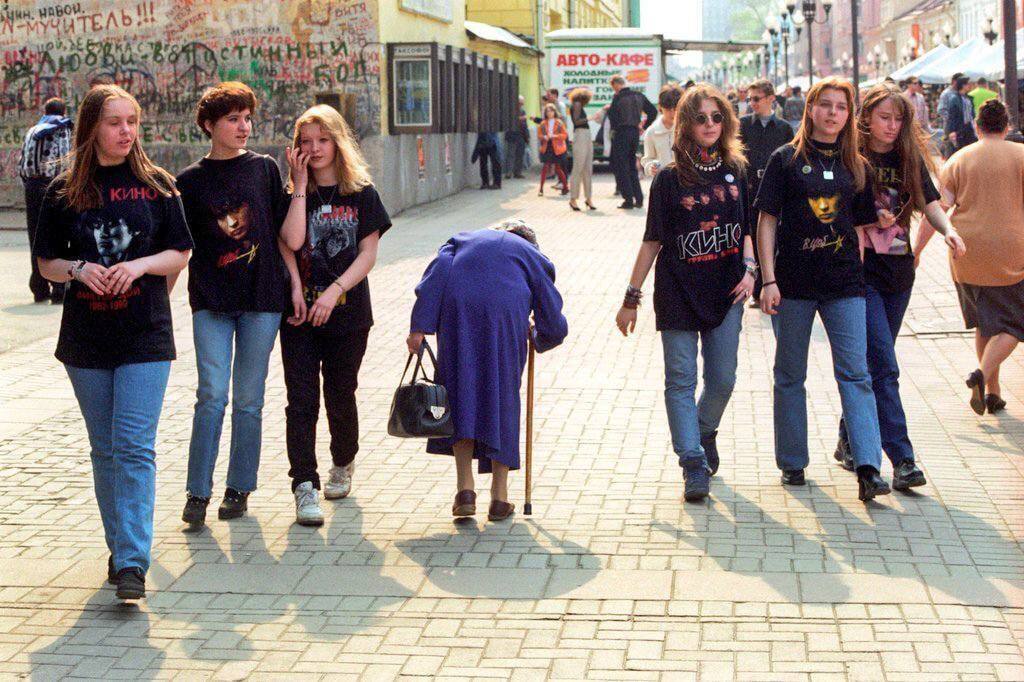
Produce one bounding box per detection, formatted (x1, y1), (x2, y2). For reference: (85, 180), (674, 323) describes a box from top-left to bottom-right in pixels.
(738, 79), (794, 302)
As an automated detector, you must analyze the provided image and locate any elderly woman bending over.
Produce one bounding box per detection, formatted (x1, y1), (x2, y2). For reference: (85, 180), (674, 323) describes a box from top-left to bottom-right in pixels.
(407, 220), (568, 521)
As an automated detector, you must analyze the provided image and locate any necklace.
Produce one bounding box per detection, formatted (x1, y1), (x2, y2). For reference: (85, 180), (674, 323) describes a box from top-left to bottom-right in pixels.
(685, 145), (722, 173)
(816, 155), (837, 181)
(314, 184), (338, 215)
(808, 141), (839, 158)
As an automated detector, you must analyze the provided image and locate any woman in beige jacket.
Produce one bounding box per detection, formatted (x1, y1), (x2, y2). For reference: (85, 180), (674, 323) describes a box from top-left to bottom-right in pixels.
(567, 88), (597, 210)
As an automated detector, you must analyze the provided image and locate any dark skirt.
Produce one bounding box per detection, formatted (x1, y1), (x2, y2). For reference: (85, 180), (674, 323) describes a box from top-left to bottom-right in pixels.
(541, 148), (566, 164)
(956, 279), (1024, 341)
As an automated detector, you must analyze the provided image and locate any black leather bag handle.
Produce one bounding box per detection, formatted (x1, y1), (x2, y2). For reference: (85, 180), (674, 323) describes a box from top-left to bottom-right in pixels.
(400, 340), (440, 386)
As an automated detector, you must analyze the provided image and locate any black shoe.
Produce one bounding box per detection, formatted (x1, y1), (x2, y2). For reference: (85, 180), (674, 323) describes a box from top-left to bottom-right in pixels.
(966, 369), (986, 415)
(107, 556), (116, 585)
(986, 394), (1007, 414)
(781, 469), (805, 486)
(617, 201), (635, 209)
(701, 431), (720, 476)
(182, 495), (210, 526)
(218, 488), (248, 520)
(479, 183), (491, 190)
(856, 467), (891, 501)
(833, 435), (854, 471)
(682, 460), (710, 502)
(487, 184), (501, 190)
(114, 567), (146, 600)
(33, 292), (49, 303)
(635, 201), (643, 210)
(892, 459), (926, 491)
(513, 174), (524, 179)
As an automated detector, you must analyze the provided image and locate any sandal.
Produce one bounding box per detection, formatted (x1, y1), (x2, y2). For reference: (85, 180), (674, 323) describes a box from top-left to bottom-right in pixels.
(487, 500), (515, 521)
(452, 490), (476, 517)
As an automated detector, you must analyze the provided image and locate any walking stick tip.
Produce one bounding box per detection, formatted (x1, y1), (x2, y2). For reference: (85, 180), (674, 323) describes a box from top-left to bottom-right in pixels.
(523, 502), (532, 516)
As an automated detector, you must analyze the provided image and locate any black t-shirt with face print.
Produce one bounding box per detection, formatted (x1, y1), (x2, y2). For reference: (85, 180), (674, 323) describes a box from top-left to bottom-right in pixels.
(753, 141), (878, 301)
(295, 184), (391, 333)
(643, 163), (748, 331)
(33, 163), (194, 369)
(176, 151), (290, 313)
(862, 149), (940, 293)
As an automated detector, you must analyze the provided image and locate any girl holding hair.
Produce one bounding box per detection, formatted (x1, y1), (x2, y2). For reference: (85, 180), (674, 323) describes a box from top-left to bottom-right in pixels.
(833, 83), (966, 490)
(33, 84), (193, 599)
(279, 105), (391, 526)
(754, 77), (891, 501)
(615, 84), (757, 502)
(567, 87), (597, 211)
(537, 103), (569, 196)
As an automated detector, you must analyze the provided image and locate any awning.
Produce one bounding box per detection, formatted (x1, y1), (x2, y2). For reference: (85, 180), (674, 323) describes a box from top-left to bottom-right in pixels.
(888, 44), (951, 81)
(892, 0), (951, 23)
(915, 37), (999, 83)
(466, 20), (541, 54)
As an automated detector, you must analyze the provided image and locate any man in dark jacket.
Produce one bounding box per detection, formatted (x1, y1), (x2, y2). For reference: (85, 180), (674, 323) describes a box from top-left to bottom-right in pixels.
(738, 79), (793, 300)
(472, 132), (502, 189)
(606, 75), (658, 209)
(945, 75), (978, 154)
(504, 96), (529, 179)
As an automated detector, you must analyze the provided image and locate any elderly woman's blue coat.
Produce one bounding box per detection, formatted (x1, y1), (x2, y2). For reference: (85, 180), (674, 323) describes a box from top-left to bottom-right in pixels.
(410, 229), (568, 472)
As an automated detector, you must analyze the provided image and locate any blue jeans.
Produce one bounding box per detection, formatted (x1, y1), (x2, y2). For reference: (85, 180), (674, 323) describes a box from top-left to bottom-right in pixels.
(661, 303), (743, 467)
(186, 310), (281, 498)
(771, 297), (882, 472)
(65, 361), (170, 574)
(839, 286), (914, 465)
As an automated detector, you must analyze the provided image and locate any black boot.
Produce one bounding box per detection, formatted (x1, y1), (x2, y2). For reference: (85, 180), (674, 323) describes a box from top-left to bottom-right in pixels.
(781, 469), (805, 486)
(892, 459), (926, 491)
(857, 466), (891, 501)
(833, 433), (854, 471)
(114, 567), (146, 600)
(182, 494), (210, 526)
(218, 488), (249, 520)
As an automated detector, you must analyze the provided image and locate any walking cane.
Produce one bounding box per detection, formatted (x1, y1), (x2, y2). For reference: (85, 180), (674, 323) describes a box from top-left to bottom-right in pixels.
(524, 338), (535, 516)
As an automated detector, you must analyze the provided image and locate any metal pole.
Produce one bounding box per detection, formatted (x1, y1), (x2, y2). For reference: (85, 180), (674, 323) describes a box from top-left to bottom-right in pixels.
(808, 23), (814, 87)
(1004, 0), (1020, 131)
(851, 0), (860, 105)
(784, 32), (790, 86)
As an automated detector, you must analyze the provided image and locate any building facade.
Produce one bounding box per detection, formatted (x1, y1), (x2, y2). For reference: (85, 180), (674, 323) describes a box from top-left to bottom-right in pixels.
(1, 0), (525, 214)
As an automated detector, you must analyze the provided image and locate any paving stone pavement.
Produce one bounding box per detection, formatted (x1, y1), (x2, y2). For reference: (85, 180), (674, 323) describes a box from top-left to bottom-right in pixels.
(0, 174), (1022, 680)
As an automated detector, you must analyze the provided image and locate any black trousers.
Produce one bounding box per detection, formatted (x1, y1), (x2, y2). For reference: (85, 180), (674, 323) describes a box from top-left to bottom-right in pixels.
(478, 147), (501, 187)
(280, 322), (369, 491)
(24, 177), (61, 300)
(610, 126), (642, 205)
(507, 135), (525, 177)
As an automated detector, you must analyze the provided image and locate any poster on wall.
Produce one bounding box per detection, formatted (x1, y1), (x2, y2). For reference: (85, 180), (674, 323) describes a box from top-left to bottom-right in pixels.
(400, 0), (453, 23)
(417, 135), (426, 180)
(548, 42), (663, 118)
(444, 135), (451, 175)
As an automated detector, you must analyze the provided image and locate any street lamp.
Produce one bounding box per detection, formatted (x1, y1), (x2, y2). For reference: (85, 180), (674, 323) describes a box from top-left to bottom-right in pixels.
(942, 22), (953, 47)
(766, 20), (782, 85)
(801, 0), (833, 87)
(983, 16), (999, 45)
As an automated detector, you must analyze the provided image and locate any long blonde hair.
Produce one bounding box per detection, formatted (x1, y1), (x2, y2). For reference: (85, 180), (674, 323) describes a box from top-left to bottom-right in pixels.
(671, 83), (747, 186)
(791, 77), (867, 191)
(288, 104), (372, 195)
(59, 84), (175, 212)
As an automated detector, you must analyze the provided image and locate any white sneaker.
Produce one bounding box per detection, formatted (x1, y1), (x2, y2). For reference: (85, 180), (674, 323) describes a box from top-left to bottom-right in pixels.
(324, 463), (353, 500)
(294, 482), (324, 526)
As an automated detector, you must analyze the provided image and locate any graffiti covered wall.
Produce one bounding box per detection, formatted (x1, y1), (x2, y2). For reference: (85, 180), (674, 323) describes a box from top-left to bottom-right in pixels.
(0, 0), (381, 204)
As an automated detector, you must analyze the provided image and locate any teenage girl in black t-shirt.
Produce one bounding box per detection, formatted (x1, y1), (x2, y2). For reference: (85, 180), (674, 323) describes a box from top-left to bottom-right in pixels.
(278, 105), (391, 526)
(753, 77), (892, 502)
(832, 83), (966, 490)
(615, 84), (757, 502)
(33, 85), (193, 600)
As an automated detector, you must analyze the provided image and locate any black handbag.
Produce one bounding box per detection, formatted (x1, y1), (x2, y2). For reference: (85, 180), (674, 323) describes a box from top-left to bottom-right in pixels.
(387, 341), (454, 439)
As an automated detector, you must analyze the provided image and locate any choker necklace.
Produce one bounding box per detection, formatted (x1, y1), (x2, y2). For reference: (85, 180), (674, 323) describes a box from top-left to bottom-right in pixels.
(685, 145), (722, 172)
(808, 141), (839, 158)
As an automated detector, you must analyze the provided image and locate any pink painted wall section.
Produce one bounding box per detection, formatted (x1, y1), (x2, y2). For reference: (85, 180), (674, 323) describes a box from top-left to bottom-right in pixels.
(0, 0), (382, 204)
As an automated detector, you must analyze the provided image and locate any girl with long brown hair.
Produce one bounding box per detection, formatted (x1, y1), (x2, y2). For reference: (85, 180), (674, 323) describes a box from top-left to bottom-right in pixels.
(33, 84), (194, 600)
(615, 83), (756, 502)
(753, 77), (891, 501)
(278, 104), (391, 525)
(537, 103), (569, 196)
(832, 83), (965, 490)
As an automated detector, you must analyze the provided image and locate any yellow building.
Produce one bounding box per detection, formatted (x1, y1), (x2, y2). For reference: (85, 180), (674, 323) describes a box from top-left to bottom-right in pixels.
(467, 0), (625, 38)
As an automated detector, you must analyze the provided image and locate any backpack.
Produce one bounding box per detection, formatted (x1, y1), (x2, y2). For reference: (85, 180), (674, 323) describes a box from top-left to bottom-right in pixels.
(18, 118), (72, 180)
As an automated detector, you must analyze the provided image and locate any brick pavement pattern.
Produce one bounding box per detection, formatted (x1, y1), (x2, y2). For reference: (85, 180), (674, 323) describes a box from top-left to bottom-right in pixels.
(0, 175), (1022, 680)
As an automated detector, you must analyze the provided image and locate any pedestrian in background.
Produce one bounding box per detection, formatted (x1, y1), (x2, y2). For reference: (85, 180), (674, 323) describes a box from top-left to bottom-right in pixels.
(616, 84), (756, 502)
(903, 77), (932, 134)
(754, 77), (891, 502)
(278, 105), (391, 526)
(944, 75), (977, 154)
(831, 83), (966, 491)
(472, 132), (502, 190)
(407, 220), (567, 521)
(19, 96), (72, 304)
(504, 95), (529, 180)
(967, 77), (998, 116)
(33, 85), (193, 600)
(738, 79), (793, 302)
(176, 82), (305, 527)
(607, 74), (658, 209)
(568, 87), (596, 211)
(782, 85), (805, 131)
(938, 72), (964, 158)
(641, 84), (682, 177)
(537, 103), (568, 196)
(934, 99), (1024, 416)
